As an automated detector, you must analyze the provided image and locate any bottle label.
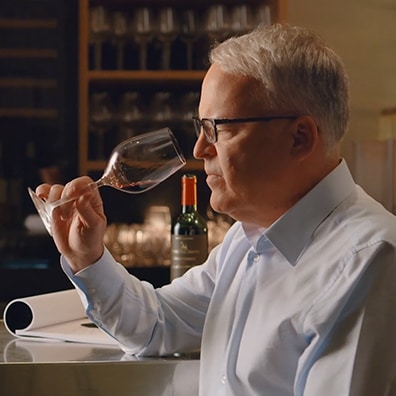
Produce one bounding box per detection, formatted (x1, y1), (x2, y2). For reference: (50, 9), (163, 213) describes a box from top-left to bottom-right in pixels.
(171, 234), (208, 279)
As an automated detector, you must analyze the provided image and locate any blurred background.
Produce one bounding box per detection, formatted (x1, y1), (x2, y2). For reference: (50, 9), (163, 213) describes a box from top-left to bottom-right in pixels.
(0, 0), (395, 310)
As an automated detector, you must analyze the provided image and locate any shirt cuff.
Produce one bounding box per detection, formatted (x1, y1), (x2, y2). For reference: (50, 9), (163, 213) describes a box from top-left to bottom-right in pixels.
(60, 247), (126, 304)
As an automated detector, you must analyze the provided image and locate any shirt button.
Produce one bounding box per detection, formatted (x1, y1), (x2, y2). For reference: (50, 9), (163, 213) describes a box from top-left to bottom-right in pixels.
(221, 375), (226, 384)
(253, 254), (260, 262)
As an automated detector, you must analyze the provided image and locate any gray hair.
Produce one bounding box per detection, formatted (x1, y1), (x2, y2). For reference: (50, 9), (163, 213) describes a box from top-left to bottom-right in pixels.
(209, 24), (350, 149)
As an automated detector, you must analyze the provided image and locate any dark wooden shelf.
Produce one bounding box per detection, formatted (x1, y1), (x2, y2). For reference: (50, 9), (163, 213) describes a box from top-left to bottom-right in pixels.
(0, 108), (58, 119)
(0, 78), (58, 89)
(0, 48), (58, 59)
(0, 18), (58, 29)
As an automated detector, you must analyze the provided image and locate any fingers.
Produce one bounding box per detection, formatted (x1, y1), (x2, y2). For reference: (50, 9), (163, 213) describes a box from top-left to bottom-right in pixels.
(35, 176), (103, 223)
(48, 184), (65, 202)
(75, 192), (106, 227)
(62, 176), (96, 200)
(35, 176), (97, 202)
(35, 183), (66, 202)
(59, 176), (101, 220)
(35, 183), (52, 200)
(34, 177), (106, 270)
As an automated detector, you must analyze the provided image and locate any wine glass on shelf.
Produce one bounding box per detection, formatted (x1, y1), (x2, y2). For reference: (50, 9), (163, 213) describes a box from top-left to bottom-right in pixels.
(157, 7), (179, 70)
(230, 5), (255, 36)
(132, 7), (156, 70)
(179, 91), (200, 126)
(150, 92), (175, 130)
(112, 11), (129, 70)
(255, 4), (271, 26)
(205, 4), (230, 44)
(89, 6), (112, 70)
(179, 91), (200, 155)
(28, 128), (186, 236)
(89, 92), (115, 160)
(180, 9), (200, 70)
(117, 91), (146, 141)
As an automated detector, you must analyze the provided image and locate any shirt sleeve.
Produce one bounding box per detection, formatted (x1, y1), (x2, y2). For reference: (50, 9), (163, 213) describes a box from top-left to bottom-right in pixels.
(61, 246), (218, 356)
(297, 241), (396, 396)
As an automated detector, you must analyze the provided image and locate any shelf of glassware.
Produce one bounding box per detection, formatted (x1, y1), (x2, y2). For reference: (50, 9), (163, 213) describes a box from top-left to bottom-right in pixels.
(86, 0), (287, 20)
(81, 71), (206, 174)
(78, 0), (288, 176)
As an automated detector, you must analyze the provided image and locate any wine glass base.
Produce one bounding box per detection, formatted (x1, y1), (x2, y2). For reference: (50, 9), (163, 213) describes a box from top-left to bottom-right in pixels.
(27, 187), (53, 236)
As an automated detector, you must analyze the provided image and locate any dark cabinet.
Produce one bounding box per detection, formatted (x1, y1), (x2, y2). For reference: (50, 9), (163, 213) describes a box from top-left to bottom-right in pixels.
(0, 0), (79, 226)
(0, 0), (79, 305)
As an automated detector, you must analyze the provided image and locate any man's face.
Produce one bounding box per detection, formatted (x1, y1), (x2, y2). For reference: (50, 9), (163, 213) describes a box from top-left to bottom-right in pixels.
(193, 64), (297, 225)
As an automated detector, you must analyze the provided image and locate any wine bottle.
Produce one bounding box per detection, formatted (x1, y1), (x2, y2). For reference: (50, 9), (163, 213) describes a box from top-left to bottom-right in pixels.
(171, 174), (208, 280)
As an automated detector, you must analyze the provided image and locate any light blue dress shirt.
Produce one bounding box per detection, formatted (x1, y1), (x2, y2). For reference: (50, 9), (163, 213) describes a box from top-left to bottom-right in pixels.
(63, 160), (396, 395)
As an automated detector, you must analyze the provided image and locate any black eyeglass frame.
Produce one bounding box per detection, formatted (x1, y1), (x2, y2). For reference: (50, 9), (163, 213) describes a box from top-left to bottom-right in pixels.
(192, 115), (299, 143)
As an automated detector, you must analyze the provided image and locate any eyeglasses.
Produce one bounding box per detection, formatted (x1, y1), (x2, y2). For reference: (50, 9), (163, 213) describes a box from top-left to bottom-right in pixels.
(192, 115), (299, 143)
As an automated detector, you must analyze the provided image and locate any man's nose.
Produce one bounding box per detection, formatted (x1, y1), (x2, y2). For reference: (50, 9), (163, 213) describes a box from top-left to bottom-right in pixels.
(193, 132), (213, 159)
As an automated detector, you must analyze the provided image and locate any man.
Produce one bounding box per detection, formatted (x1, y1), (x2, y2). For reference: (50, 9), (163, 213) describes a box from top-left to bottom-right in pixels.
(36, 24), (396, 395)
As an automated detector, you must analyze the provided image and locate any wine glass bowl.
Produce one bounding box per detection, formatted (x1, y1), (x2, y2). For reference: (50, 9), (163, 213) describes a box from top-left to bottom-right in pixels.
(231, 5), (255, 36)
(28, 128), (186, 236)
(255, 4), (271, 27)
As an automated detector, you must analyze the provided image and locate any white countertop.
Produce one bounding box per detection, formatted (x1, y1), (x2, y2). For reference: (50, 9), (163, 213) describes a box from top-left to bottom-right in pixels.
(0, 320), (200, 396)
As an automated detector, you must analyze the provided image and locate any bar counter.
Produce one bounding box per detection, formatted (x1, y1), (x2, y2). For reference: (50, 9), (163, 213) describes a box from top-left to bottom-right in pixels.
(0, 320), (200, 396)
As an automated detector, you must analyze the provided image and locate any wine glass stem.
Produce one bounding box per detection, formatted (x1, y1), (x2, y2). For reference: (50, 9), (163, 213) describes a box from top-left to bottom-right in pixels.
(139, 43), (147, 70)
(117, 42), (125, 69)
(47, 181), (100, 211)
(186, 41), (193, 70)
(96, 129), (106, 160)
(94, 41), (102, 70)
(162, 42), (171, 70)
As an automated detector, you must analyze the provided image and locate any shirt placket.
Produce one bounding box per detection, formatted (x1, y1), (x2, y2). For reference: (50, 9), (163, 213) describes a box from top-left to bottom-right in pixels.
(221, 247), (263, 393)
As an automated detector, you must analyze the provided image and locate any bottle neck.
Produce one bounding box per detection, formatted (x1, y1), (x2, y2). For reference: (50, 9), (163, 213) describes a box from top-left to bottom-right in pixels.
(182, 203), (197, 213)
(181, 175), (197, 212)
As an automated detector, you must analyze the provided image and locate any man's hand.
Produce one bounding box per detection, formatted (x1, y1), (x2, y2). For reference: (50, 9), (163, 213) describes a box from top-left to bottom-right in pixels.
(36, 176), (107, 273)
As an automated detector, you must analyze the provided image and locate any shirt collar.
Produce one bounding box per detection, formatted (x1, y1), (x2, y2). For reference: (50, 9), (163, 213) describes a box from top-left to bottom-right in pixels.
(244, 159), (356, 266)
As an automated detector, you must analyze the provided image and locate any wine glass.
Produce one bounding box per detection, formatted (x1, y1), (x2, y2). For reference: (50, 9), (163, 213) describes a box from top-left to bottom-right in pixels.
(255, 4), (271, 26)
(230, 5), (255, 36)
(205, 4), (230, 44)
(89, 6), (112, 70)
(150, 92), (176, 130)
(179, 91), (200, 154)
(112, 11), (129, 69)
(180, 9), (200, 70)
(132, 7), (156, 70)
(117, 91), (146, 141)
(157, 7), (179, 70)
(28, 128), (186, 236)
(89, 92), (115, 160)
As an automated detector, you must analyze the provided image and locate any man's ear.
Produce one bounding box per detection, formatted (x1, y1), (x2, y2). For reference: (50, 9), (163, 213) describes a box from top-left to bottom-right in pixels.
(290, 115), (319, 161)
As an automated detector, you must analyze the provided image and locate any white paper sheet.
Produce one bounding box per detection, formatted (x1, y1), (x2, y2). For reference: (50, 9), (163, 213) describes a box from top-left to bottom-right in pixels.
(3, 289), (118, 346)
